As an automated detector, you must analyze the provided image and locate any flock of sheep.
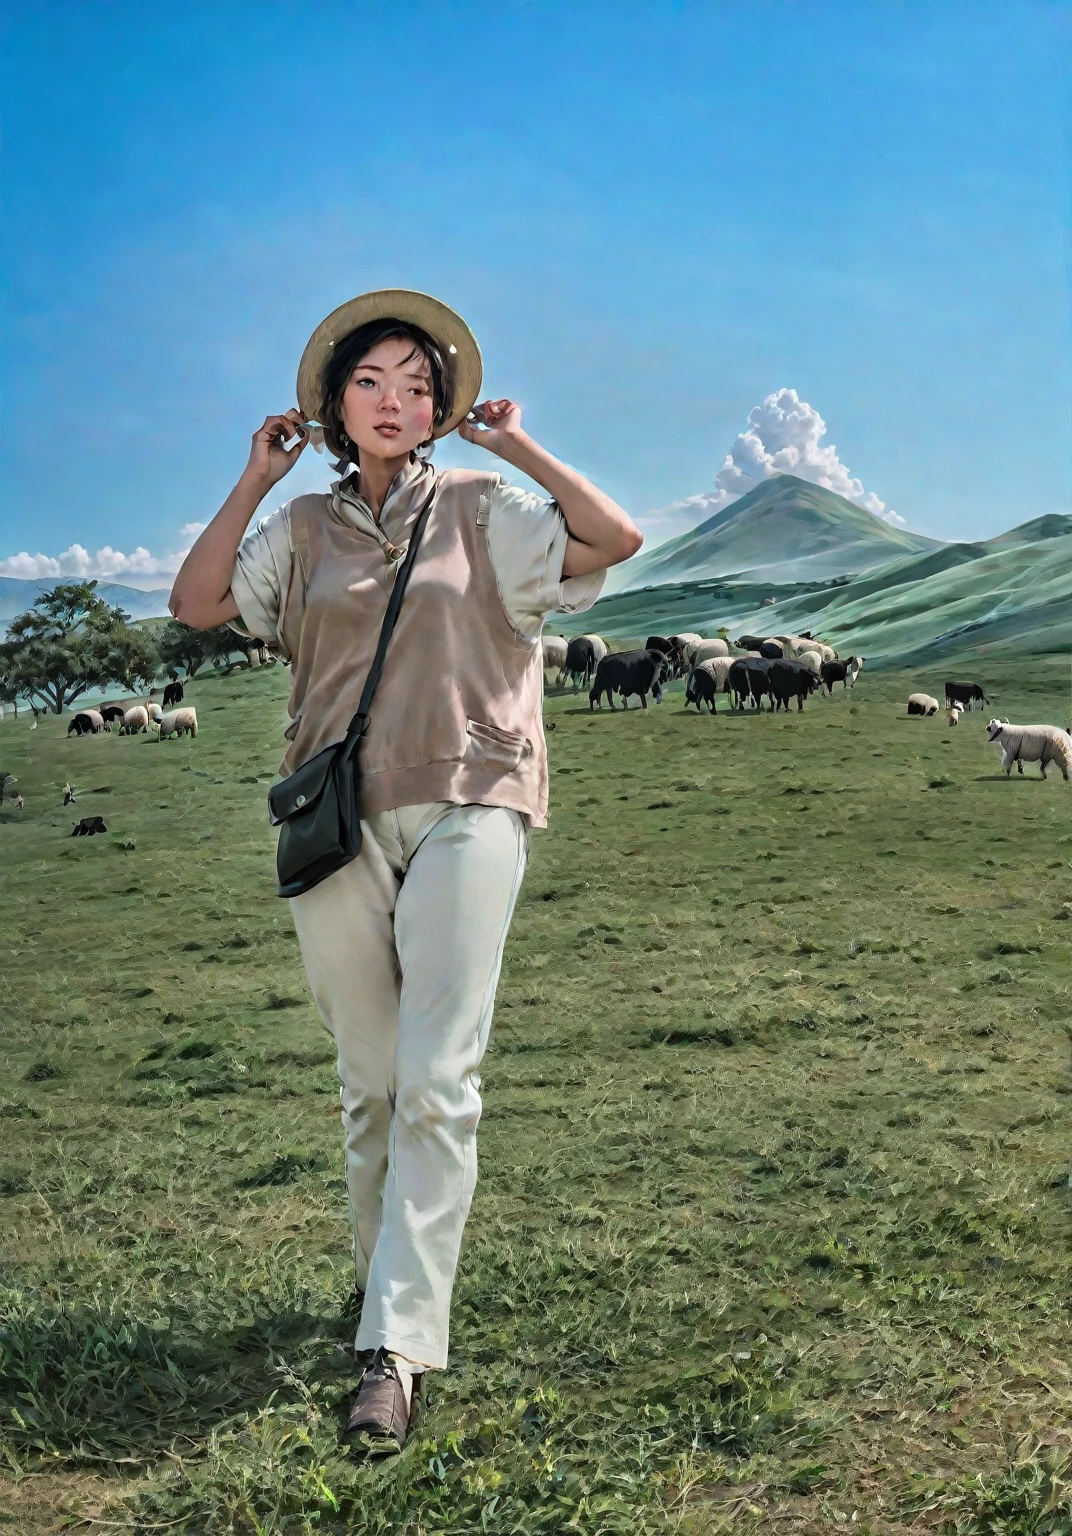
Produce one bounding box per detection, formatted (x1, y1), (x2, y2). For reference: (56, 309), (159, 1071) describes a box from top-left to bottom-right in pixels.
(66, 701), (198, 740)
(541, 630), (862, 713)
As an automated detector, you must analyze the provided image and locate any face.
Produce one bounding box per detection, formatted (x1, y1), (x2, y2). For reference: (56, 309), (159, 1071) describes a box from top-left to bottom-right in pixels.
(338, 335), (436, 462)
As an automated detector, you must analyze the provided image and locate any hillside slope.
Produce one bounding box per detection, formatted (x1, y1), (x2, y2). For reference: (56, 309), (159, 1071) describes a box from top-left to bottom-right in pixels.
(610, 473), (940, 592)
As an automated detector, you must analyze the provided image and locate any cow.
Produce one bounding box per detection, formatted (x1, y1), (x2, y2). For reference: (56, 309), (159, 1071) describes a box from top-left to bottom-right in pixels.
(162, 681), (185, 709)
(728, 657), (773, 710)
(769, 659), (820, 711)
(71, 816), (107, 836)
(589, 650), (666, 711)
(562, 636), (596, 691)
(945, 681), (989, 711)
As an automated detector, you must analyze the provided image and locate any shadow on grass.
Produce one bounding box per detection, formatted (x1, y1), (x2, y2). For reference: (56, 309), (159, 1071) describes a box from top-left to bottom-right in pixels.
(0, 1290), (357, 1468)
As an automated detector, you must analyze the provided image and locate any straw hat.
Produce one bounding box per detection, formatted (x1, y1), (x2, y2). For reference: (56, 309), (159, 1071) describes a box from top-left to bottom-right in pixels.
(296, 289), (483, 438)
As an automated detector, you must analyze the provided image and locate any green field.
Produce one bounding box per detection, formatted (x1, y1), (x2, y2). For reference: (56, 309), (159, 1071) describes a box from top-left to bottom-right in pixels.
(2, 657), (1070, 1534)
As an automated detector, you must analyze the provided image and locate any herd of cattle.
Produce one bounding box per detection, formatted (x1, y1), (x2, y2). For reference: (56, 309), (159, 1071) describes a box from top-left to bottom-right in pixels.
(541, 631), (863, 713)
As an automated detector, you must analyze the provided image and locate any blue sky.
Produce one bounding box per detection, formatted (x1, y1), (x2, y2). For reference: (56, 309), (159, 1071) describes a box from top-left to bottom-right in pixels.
(1, 0), (1068, 586)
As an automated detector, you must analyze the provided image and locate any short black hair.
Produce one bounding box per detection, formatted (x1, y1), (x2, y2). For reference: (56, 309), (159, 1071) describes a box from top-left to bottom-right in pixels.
(318, 317), (455, 464)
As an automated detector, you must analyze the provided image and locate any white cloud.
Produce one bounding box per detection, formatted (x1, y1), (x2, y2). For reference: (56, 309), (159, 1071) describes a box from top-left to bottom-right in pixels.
(180, 522), (207, 537)
(641, 388), (903, 542)
(0, 536), (193, 589)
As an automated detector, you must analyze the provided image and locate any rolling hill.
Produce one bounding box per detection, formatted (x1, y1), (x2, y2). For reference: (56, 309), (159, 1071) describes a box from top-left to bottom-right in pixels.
(0, 578), (172, 633)
(609, 473), (941, 592)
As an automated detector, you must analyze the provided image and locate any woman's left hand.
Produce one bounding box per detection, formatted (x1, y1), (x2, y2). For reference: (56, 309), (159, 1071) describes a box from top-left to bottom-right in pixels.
(457, 398), (525, 454)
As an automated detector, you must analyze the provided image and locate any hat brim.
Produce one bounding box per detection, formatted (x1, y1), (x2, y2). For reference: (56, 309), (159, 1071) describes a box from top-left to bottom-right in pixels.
(296, 289), (483, 439)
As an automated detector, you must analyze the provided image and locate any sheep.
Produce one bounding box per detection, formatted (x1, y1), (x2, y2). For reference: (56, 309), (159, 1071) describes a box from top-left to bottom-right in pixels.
(907, 694), (940, 716)
(146, 702), (163, 722)
(157, 706), (198, 739)
(68, 709), (105, 736)
(120, 706), (150, 735)
(542, 635), (568, 681)
(986, 720), (1071, 781)
(670, 633), (704, 653)
(581, 634), (608, 665)
(796, 650), (822, 677)
(690, 638), (731, 665)
(947, 706), (962, 727)
(684, 656), (735, 712)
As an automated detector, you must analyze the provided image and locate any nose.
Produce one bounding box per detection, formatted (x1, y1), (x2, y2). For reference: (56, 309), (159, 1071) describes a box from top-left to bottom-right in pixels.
(379, 387), (401, 414)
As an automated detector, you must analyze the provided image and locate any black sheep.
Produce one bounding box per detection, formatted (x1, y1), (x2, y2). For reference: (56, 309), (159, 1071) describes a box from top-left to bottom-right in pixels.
(589, 650), (665, 711)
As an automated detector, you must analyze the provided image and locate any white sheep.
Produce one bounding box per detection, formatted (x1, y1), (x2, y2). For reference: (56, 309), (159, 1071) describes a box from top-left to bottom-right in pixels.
(696, 656), (735, 691)
(146, 701), (163, 722)
(670, 633), (704, 655)
(986, 719), (1071, 780)
(542, 635), (568, 679)
(689, 638), (731, 664)
(907, 694), (940, 716)
(796, 650), (822, 676)
(947, 705), (962, 726)
(121, 705), (150, 734)
(157, 706), (198, 740)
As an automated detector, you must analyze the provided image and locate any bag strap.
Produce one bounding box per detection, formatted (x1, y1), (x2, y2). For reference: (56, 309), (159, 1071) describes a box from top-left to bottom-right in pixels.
(344, 480), (438, 743)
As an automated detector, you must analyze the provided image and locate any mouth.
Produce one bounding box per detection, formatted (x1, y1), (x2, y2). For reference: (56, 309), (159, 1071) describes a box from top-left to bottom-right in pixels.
(374, 423), (402, 438)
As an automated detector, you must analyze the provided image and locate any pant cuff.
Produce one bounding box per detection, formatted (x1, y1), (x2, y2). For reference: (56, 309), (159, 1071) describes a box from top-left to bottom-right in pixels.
(354, 1327), (445, 1371)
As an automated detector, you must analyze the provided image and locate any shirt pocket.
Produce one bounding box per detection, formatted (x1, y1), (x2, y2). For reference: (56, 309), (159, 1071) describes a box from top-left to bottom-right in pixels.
(465, 718), (533, 773)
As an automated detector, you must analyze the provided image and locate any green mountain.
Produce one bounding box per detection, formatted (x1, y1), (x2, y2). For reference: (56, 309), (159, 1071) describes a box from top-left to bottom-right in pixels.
(578, 530), (1072, 668)
(609, 473), (940, 592)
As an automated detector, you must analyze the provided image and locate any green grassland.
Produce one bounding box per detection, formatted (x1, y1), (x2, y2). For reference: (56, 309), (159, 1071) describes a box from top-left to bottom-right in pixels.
(1, 656), (1071, 1534)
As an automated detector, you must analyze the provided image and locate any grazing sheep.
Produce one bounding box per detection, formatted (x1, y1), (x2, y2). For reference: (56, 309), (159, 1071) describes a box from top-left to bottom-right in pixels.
(121, 706), (150, 735)
(589, 650), (665, 711)
(986, 720), (1071, 780)
(947, 706), (962, 727)
(907, 694), (940, 716)
(694, 655), (735, 695)
(146, 702), (163, 722)
(670, 633), (704, 654)
(67, 709), (105, 736)
(796, 650), (822, 677)
(582, 634), (608, 666)
(561, 636), (597, 690)
(157, 706), (198, 739)
(100, 704), (127, 725)
(688, 638), (731, 665)
(684, 663), (721, 714)
(542, 635), (568, 681)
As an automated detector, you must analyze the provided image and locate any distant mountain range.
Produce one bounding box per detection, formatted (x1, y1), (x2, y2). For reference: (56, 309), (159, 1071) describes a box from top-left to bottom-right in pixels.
(575, 477), (1072, 666)
(0, 579), (172, 634)
(610, 474), (942, 593)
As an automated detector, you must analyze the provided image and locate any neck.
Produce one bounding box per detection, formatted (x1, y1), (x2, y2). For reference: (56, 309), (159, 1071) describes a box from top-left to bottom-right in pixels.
(357, 452), (412, 517)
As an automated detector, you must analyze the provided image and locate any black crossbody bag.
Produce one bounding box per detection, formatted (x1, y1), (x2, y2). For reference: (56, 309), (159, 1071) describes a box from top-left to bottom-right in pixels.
(266, 484), (437, 898)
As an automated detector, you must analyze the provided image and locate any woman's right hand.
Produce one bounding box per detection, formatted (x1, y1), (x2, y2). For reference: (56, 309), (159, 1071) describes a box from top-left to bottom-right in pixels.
(243, 409), (310, 490)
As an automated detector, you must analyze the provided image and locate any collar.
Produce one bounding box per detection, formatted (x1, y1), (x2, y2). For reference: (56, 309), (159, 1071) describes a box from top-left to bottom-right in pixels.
(330, 458), (436, 561)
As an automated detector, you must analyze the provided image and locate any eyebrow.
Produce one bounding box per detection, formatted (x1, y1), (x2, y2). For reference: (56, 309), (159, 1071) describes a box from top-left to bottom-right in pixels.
(353, 362), (430, 378)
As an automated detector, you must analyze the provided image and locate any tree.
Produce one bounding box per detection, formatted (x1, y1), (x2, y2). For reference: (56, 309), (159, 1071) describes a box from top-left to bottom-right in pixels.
(157, 619), (234, 678)
(0, 581), (161, 713)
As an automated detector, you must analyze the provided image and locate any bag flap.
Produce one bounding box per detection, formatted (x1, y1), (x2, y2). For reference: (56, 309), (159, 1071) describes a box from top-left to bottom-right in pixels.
(267, 749), (335, 825)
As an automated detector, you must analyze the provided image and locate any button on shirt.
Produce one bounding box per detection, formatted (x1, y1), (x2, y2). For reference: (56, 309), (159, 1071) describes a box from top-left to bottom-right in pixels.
(229, 462), (606, 650)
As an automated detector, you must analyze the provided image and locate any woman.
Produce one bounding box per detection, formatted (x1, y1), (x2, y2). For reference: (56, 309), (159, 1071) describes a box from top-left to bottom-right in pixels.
(169, 290), (642, 1453)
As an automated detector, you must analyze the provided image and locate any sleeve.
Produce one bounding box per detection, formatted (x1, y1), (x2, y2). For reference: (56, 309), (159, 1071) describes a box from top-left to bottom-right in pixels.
(228, 502), (294, 647)
(486, 480), (607, 644)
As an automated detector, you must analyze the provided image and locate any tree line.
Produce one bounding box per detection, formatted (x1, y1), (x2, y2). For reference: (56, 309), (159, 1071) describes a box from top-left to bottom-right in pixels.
(0, 581), (264, 715)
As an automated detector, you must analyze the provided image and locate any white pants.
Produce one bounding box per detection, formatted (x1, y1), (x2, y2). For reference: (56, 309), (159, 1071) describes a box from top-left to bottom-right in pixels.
(289, 802), (528, 1369)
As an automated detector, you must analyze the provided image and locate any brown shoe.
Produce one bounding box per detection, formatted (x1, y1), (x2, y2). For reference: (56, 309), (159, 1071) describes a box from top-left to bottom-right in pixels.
(343, 1348), (422, 1457)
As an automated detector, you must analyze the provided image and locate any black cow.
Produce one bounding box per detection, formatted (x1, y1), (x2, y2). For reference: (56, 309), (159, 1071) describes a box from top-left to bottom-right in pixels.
(945, 680), (989, 711)
(162, 681), (185, 709)
(563, 636), (596, 691)
(67, 712), (101, 736)
(71, 816), (107, 836)
(589, 650), (665, 710)
(728, 657), (773, 710)
(100, 704), (127, 725)
(684, 666), (719, 714)
(769, 659), (819, 711)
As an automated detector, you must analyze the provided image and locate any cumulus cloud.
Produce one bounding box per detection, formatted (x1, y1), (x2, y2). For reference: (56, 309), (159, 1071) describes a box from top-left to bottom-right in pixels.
(0, 537), (192, 588)
(180, 522), (207, 537)
(642, 388), (902, 541)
